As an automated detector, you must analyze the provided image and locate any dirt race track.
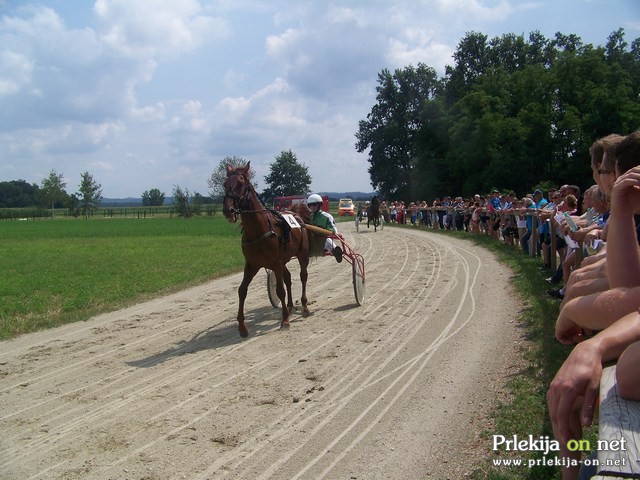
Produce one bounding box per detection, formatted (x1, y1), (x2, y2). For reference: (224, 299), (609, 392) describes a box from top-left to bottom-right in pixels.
(0, 226), (523, 480)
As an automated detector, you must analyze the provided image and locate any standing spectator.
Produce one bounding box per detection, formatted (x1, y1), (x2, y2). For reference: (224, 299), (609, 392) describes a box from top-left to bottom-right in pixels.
(453, 196), (465, 230)
(479, 195), (489, 235)
(434, 198), (444, 229)
(409, 202), (417, 226)
(471, 202), (481, 235)
(380, 201), (390, 223)
(517, 198), (530, 241)
(520, 196), (537, 254)
(489, 189), (503, 240)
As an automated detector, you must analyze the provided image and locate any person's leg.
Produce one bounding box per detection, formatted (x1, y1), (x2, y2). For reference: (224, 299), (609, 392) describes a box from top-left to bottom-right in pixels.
(324, 238), (342, 262)
(542, 240), (550, 268)
(562, 250), (576, 285)
(521, 230), (531, 253)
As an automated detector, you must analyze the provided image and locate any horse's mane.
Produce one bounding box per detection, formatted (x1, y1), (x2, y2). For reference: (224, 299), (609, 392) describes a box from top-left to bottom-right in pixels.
(290, 203), (312, 224)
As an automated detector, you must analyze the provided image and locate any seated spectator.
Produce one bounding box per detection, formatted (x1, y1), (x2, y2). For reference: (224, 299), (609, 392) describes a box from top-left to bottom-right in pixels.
(548, 188), (608, 298)
(544, 194), (578, 286)
(549, 188), (595, 288)
(555, 171), (639, 342)
(556, 133), (626, 304)
(548, 136), (640, 480)
(548, 310), (640, 480)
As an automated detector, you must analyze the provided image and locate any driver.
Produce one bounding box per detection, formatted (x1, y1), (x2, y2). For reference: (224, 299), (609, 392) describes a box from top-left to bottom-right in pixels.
(306, 194), (343, 263)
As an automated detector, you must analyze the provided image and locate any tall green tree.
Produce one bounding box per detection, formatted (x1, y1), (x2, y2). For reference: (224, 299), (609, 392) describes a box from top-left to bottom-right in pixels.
(207, 156), (257, 200)
(355, 63), (440, 199)
(359, 28), (640, 199)
(171, 187), (206, 217)
(262, 150), (311, 201)
(77, 172), (102, 219)
(0, 180), (40, 208)
(141, 188), (165, 206)
(40, 169), (67, 218)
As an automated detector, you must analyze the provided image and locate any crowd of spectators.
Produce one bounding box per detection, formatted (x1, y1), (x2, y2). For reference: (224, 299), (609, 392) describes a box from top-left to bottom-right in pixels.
(376, 129), (640, 480)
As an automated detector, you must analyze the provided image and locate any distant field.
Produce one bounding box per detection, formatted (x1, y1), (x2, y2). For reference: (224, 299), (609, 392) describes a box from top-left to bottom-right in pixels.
(0, 217), (245, 339)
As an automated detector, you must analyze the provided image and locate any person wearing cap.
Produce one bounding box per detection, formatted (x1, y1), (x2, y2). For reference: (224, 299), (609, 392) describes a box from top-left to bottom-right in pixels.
(306, 194), (342, 263)
(488, 189), (503, 239)
(519, 193), (540, 254)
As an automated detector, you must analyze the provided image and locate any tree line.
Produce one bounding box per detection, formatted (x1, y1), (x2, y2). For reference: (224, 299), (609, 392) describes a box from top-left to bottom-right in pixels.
(0, 150), (314, 218)
(0, 171), (103, 219)
(356, 28), (640, 201)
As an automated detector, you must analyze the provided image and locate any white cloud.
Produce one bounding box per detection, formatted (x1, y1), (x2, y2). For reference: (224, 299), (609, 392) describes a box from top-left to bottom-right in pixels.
(89, 160), (114, 171)
(386, 36), (453, 73)
(0, 50), (33, 95)
(436, 0), (514, 21)
(94, 0), (229, 57)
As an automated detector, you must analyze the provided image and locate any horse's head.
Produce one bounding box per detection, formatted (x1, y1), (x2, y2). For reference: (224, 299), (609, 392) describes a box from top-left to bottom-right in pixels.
(222, 162), (252, 223)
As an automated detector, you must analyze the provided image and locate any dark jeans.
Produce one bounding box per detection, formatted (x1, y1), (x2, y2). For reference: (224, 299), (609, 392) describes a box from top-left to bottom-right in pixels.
(520, 230), (532, 254)
(520, 230), (541, 256)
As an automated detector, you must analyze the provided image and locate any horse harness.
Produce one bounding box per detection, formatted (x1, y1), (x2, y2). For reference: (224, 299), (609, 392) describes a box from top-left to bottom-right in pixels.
(224, 172), (295, 248)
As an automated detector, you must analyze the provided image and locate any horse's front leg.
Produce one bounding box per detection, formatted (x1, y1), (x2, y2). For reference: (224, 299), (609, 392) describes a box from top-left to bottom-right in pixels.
(272, 265), (290, 330)
(237, 263), (260, 338)
(283, 266), (294, 311)
(299, 256), (309, 317)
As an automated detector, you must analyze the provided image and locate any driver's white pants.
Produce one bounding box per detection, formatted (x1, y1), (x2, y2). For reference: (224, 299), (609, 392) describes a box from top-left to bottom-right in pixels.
(324, 237), (336, 252)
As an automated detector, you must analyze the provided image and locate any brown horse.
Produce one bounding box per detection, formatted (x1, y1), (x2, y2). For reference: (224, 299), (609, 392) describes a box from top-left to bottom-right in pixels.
(222, 162), (310, 337)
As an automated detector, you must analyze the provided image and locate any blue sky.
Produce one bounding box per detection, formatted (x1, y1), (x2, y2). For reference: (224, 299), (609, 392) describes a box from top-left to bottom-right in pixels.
(1, 0), (638, 198)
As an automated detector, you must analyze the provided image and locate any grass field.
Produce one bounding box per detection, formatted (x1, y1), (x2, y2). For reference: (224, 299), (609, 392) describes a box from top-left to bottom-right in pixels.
(0, 216), (245, 339)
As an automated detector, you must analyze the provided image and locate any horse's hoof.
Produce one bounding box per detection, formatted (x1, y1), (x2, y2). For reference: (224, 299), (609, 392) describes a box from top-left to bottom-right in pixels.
(302, 309), (310, 318)
(239, 325), (249, 338)
(280, 321), (290, 330)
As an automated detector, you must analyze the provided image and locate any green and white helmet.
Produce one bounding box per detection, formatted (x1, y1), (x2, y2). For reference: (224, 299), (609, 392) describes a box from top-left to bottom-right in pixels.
(307, 194), (323, 205)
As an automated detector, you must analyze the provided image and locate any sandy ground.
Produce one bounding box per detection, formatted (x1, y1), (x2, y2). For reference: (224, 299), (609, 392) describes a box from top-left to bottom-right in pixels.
(0, 226), (524, 480)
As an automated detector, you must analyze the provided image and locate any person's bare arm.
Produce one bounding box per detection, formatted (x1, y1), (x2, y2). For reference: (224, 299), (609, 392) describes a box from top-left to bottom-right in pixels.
(549, 311), (640, 443)
(607, 167), (640, 288)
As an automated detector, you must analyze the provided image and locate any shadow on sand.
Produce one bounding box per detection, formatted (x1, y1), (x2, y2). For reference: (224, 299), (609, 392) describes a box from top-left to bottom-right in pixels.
(126, 304), (304, 368)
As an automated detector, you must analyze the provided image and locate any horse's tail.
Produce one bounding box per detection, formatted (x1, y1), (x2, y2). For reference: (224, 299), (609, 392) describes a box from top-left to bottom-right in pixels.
(290, 203), (312, 224)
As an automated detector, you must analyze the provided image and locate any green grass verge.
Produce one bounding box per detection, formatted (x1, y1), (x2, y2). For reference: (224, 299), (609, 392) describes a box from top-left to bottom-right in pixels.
(0, 217), (245, 339)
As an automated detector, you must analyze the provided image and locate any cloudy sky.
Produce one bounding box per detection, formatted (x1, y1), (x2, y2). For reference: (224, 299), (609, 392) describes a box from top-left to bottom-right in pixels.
(1, 0), (638, 198)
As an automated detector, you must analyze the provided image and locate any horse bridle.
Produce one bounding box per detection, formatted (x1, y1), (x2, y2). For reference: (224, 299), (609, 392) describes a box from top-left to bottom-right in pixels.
(224, 172), (253, 214)
(223, 172), (268, 215)
(224, 171), (282, 246)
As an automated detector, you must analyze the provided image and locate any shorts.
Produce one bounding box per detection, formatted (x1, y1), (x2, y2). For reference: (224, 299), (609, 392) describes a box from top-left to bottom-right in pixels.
(556, 236), (567, 249)
(502, 226), (515, 237)
(541, 233), (552, 245)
